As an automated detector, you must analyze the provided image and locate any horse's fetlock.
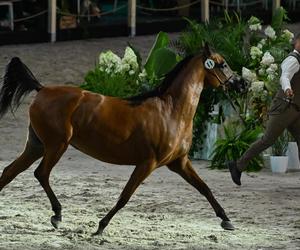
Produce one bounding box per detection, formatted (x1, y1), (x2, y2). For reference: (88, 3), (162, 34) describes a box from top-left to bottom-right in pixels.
(53, 206), (62, 215)
(217, 210), (229, 221)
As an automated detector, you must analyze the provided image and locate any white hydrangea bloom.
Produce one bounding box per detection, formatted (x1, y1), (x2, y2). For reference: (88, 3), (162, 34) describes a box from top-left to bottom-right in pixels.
(242, 67), (257, 83)
(264, 26), (276, 39)
(258, 68), (265, 76)
(269, 63), (278, 72)
(260, 51), (275, 66)
(248, 16), (260, 25)
(260, 38), (266, 46)
(267, 74), (276, 81)
(249, 23), (262, 31)
(282, 29), (294, 42)
(257, 43), (263, 49)
(266, 64), (278, 78)
(250, 81), (264, 93)
(121, 47), (139, 74)
(138, 68), (148, 82)
(257, 38), (266, 49)
(250, 46), (263, 60)
(99, 50), (122, 74)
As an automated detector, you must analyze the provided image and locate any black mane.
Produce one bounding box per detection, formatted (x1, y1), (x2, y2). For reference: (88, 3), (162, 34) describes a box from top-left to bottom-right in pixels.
(126, 55), (195, 105)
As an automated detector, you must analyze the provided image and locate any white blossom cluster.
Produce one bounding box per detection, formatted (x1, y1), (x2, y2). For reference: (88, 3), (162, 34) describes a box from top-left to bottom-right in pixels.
(248, 16), (262, 31)
(264, 26), (276, 40)
(98, 47), (140, 76)
(282, 29), (294, 42)
(121, 47), (139, 75)
(250, 81), (268, 101)
(250, 46), (263, 60)
(99, 50), (122, 74)
(242, 67), (257, 83)
(260, 51), (278, 81)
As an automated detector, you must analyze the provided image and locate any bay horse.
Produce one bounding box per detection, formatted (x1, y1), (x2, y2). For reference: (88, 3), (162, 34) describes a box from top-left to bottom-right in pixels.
(0, 44), (242, 235)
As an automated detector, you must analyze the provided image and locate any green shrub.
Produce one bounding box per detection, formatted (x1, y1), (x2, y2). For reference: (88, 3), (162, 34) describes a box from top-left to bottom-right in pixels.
(210, 123), (264, 171)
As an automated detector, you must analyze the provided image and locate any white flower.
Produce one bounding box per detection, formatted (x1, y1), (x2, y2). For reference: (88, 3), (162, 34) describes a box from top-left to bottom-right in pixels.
(282, 29), (294, 42)
(250, 46), (263, 60)
(264, 26), (276, 39)
(129, 70), (135, 75)
(258, 68), (265, 76)
(257, 43), (263, 49)
(248, 16), (262, 32)
(248, 16), (261, 25)
(260, 51), (275, 66)
(138, 69), (148, 83)
(121, 47), (139, 73)
(242, 67), (257, 83)
(267, 74), (276, 81)
(257, 38), (266, 49)
(250, 81), (264, 93)
(249, 23), (262, 31)
(99, 50), (122, 74)
(266, 63), (278, 77)
(269, 63), (278, 72)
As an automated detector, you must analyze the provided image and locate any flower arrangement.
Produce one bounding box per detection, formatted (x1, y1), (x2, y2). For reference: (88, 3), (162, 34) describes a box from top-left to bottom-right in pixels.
(81, 46), (143, 98)
(242, 8), (294, 124)
(81, 32), (178, 98)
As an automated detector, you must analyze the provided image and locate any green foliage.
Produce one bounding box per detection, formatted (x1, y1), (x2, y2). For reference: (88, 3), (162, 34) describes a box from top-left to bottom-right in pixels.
(271, 7), (289, 32)
(272, 130), (289, 156)
(179, 14), (248, 73)
(210, 124), (264, 171)
(81, 67), (140, 98)
(144, 31), (179, 86)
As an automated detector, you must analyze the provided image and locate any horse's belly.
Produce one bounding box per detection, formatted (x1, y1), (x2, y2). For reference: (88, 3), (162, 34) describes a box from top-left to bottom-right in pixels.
(70, 136), (148, 165)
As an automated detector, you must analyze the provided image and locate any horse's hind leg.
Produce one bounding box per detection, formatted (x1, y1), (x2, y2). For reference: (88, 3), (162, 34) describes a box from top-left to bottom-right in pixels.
(34, 142), (68, 229)
(94, 160), (156, 235)
(167, 156), (234, 230)
(0, 126), (44, 191)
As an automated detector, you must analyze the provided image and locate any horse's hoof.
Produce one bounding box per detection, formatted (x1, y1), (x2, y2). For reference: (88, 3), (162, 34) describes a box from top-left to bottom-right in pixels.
(51, 215), (62, 229)
(221, 220), (235, 230)
(92, 226), (104, 237)
(92, 230), (103, 237)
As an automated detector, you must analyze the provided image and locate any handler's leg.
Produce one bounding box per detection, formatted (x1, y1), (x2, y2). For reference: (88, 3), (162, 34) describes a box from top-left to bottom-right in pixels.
(287, 115), (300, 163)
(229, 107), (298, 185)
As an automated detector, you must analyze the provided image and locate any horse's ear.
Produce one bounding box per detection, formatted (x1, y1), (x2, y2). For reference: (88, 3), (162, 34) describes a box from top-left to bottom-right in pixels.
(203, 42), (212, 57)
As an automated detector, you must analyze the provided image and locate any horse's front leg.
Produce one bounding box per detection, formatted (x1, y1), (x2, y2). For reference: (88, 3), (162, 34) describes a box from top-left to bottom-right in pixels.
(167, 156), (234, 230)
(93, 160), (157, 236)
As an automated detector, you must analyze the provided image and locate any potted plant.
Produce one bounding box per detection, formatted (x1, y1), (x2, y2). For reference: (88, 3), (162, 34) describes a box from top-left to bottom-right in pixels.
(286, 133), (300, 171)
(270, 131), (289, 173)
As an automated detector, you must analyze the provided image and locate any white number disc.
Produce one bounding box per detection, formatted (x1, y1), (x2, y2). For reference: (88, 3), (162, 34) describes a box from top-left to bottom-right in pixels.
(204, 59), (215, 69)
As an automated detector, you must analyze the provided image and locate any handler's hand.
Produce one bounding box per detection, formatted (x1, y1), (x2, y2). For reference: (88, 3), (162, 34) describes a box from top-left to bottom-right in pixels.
(285, 88), (294, 98)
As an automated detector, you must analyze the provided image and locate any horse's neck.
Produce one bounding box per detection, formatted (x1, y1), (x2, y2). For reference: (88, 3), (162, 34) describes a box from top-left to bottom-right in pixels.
(165, 60), (205, 120)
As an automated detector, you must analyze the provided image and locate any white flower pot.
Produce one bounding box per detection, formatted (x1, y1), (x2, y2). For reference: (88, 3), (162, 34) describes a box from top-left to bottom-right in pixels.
(270, 156), (289, 173)
(287, 142), (300, 171)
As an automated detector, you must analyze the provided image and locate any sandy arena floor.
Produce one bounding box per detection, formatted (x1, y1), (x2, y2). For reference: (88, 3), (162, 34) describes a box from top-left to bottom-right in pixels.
(1, 31), (300, 250)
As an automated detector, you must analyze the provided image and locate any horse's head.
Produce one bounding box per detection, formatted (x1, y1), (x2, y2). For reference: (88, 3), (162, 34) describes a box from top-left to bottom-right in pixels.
(202, 43), (247, 93)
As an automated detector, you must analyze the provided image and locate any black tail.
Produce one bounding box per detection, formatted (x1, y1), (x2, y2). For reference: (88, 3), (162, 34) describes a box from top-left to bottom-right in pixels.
(0, 57), (43, 119)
